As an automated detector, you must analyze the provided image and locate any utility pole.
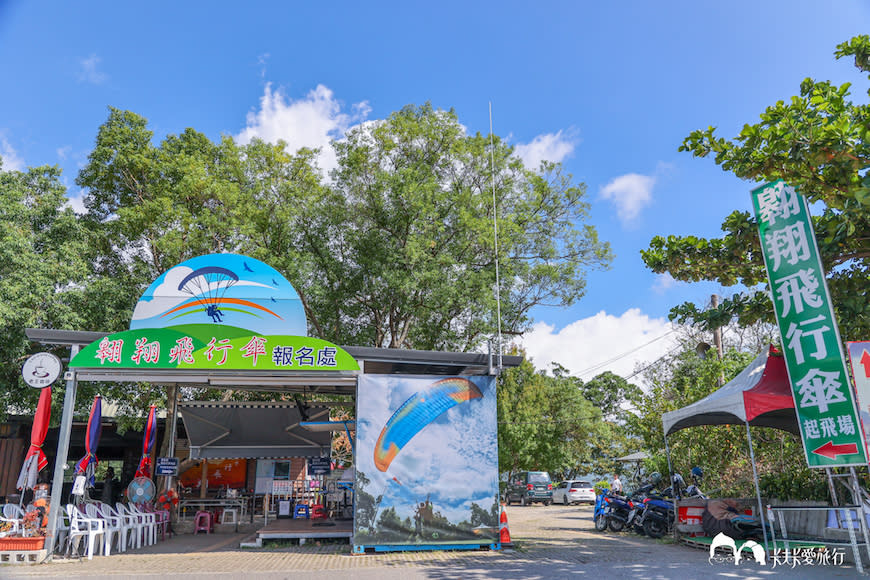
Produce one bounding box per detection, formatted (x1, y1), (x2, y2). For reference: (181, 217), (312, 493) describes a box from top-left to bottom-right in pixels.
(711, 294), (723, 360)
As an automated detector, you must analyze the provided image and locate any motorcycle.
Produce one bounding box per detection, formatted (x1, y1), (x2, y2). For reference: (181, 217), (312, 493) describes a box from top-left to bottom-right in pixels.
(594, 488), (634, 532)
(634, 469), (706, 539)
(594, 474), (663, 533)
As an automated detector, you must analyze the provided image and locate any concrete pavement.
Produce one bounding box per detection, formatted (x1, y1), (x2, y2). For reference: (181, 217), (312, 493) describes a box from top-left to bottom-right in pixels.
(1, 504), (864, 579)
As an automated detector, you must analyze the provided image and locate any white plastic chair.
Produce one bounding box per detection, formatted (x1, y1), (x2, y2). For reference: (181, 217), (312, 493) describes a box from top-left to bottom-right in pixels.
(0, 504), (25, 535)
(142, 503), (170, 541)
(53, 505), (71, 555)
(115, 502), (145, 549)
(67, 503), (105, 560)
(121, 503), (156, 546)
(86, 502), (122, 555)
(100, 503), (134, 551)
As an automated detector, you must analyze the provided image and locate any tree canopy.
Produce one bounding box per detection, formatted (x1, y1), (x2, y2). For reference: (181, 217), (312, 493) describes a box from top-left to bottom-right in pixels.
(641, 36), (870, 340)
(76, 103), (612, 353)
(2, 102), (612, 429)
(0, 161), (90, 416)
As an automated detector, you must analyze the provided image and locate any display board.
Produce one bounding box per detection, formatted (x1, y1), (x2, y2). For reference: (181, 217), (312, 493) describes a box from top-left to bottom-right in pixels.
(353, 375), (499, 551)
(750, 180), (867, 467)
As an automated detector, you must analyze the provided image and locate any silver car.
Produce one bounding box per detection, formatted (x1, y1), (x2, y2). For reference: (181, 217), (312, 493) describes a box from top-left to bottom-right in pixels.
(552, 480), (596, 505)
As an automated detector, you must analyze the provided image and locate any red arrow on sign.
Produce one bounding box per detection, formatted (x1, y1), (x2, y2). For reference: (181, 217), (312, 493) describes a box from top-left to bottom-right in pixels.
(861, 350), (870, 378)
(813, 441), (859, 459)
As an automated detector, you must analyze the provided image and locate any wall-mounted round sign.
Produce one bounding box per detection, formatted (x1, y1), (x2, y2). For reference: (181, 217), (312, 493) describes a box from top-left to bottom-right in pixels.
(22, 352), (63, 388)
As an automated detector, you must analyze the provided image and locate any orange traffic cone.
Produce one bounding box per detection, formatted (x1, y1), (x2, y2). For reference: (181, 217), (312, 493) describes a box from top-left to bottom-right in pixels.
(499, 506), (513, 547)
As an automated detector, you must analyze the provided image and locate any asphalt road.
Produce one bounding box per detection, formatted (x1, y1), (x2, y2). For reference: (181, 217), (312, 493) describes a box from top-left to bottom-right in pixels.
(1, 503), (864, 579)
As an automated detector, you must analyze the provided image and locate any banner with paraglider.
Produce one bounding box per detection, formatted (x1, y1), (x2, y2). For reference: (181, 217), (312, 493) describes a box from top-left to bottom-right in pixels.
(353, 375), (500, 551)
(70, 254), (359, 372)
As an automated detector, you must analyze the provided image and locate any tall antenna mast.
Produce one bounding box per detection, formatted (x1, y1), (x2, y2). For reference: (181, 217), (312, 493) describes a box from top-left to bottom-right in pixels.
(489, 102), (503, 370)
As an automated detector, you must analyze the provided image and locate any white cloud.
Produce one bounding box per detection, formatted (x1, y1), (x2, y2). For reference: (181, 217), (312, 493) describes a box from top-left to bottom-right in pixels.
(514, 309), (677, 383)
(652, 272), (681, 294)
(0, 133), (24, 171)
(514, 130), (575, 169)
(236, 84), (370, 176)
(65, 189), (87, 215)
(78, 54), (107, 84)
(599, 172), (656, 225)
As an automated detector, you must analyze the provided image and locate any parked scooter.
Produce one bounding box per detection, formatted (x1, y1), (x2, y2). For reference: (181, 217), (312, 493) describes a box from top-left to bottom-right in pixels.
(634, 468), (706, 538)
(595, 473), (663, 533)
(594, 488), (634, 532)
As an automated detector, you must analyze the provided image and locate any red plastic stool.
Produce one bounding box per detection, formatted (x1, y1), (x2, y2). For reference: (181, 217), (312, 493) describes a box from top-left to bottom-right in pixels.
(311, 504), (327, 519)
(193, 510), (213, 534)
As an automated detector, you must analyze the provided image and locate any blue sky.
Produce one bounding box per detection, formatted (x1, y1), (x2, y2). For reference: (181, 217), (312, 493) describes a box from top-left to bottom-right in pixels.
(1, 1), (867, 381)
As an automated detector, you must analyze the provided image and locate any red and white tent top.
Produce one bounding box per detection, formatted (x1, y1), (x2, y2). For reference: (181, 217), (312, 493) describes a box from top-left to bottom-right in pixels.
(662, 345), (798, 436)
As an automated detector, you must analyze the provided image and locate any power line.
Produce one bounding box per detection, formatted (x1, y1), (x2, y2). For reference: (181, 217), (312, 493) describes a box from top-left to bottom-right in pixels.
(574, 328), (678, 379)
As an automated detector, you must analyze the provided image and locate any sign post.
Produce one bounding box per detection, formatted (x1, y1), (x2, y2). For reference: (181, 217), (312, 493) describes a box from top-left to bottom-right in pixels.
(155, 457), (179, 477)
(751, 180), (867, 467)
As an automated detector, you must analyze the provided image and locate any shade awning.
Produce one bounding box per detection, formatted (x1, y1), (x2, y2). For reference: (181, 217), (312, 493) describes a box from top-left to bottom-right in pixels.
(179, 401), (333, 459)
(662, 346), (798, 436)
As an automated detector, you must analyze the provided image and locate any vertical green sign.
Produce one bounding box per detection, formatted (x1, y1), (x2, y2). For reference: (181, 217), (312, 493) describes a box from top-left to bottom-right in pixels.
(751, 180), (867, 467)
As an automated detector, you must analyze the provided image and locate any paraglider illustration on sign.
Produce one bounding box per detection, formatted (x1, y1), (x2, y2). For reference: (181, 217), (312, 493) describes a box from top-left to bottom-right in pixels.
(176, 266), (239, 323)
(354, 375), (499, 550)
(374, 377), (483, 472)
(70, 254), (359, 372)
(131, 254), (305, 336)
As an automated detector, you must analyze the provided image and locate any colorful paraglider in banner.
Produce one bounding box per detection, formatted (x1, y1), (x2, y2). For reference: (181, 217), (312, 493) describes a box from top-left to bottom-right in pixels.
(176, 266), (239, 323)
(374, 377), (483, 472)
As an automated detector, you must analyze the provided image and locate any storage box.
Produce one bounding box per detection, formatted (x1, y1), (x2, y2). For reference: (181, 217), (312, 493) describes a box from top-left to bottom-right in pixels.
(0, 536), (45, 551)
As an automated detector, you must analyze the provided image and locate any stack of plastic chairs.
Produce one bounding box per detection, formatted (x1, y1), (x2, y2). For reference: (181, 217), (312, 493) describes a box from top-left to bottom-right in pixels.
(115, 503), (145, 549)
(98, 502), (133, 553)
(142, 503), (170, 541)
(67, 503), (105, 560)
(85, 503), (121, 556)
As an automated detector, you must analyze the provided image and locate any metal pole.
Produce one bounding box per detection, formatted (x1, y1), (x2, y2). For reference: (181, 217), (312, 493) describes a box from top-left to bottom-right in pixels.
(850, 466), (870, 565)
(744, 421), (769, 549)
(826, 467), (841, 528)
(44, 345), (79, 559)
(663, 433), (677, 539)
(165, 383), (179, 492)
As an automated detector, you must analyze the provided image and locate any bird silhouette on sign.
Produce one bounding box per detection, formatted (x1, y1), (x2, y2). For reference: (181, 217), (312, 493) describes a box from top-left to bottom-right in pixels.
(271, 278), (279, 286)
(243, 261), (254, 273)
(270, 297), (277, 303)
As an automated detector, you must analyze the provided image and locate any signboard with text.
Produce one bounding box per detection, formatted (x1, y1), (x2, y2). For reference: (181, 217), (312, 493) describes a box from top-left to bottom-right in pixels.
(69, 254), (360, 372)
(308, 456), (331, 475)
(846, 342), (870, 459)
(751, 180), (867, 467)
(155, 457), (179, 476)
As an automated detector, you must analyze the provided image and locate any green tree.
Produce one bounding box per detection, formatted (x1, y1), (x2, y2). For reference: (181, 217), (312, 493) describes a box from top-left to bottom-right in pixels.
(313, 103), (612, 350)
(0, 161), (90, 420)
(498, 357), (603, 479)
(629, 339), (824, 498)
(641, 36), (870, 340)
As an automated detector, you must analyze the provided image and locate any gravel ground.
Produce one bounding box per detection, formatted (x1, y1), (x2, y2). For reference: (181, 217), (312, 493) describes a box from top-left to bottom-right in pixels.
(1, 503), (863, 579)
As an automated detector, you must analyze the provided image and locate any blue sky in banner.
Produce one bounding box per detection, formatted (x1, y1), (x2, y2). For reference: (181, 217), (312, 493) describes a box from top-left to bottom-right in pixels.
(356, 375), (499, 524)
(1, 1), (867, 380)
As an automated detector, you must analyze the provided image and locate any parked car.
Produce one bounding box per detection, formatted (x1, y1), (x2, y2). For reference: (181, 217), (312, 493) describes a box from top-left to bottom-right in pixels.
(552, 480), (596, 505)
(504, 471), (553, 505)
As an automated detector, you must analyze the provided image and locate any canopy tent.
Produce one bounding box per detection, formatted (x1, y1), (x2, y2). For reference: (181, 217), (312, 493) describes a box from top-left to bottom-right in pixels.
(661, 345), (798, 549)
(662, 345), (798, 436)
(179, 401), (333, 459)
